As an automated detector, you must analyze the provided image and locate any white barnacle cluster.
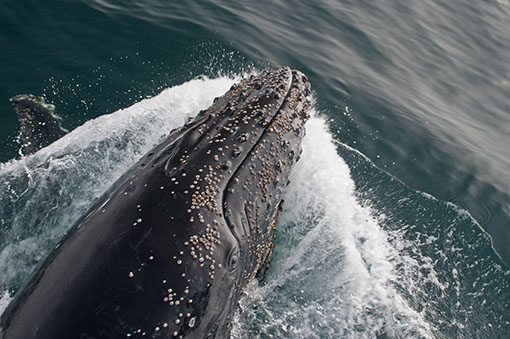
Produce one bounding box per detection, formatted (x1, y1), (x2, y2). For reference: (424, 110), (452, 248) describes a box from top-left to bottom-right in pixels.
(162, 286), (189, 307)
(189, 165), (221, 216)
(187, 222), (221, 280)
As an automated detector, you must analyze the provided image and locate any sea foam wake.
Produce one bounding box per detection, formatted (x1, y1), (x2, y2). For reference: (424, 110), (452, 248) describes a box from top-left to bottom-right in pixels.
(0, 76), (508, 338)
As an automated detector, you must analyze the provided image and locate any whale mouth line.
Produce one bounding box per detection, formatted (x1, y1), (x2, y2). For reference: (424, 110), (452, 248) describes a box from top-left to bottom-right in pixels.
(220, 67), (294, 246)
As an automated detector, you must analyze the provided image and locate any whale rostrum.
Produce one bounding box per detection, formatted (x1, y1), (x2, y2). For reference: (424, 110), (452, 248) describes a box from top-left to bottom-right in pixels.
(0, 67), (311, 339)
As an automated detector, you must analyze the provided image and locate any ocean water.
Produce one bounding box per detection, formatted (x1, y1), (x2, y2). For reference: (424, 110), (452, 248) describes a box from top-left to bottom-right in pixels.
(0, 0), (509, 338)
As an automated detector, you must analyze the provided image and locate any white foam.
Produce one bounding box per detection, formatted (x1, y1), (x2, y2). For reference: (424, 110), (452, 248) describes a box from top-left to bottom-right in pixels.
(232, 112), (433, 338)
(0, 291), (12, 316)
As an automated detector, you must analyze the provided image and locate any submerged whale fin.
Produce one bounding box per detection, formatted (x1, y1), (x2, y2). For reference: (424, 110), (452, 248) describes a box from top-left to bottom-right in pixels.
(10, 94), (68, 155)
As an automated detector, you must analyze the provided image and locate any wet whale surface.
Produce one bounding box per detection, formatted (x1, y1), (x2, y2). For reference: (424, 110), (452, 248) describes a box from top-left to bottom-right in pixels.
(0, 67), (311, 339)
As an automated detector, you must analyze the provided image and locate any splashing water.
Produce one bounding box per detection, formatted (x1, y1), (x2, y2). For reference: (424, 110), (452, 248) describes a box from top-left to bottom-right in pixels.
(231, 116), (433, 338)
(0, 76), (508, 338)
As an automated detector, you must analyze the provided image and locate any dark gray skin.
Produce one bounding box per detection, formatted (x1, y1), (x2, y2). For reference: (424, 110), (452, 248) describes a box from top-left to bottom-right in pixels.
(10, 94), (68, 155)
(0, 67), (311, 339)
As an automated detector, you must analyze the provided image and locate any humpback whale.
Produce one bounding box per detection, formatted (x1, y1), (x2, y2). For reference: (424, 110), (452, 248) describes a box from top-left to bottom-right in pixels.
(0, 67), (311, 339)
(10, 94), (68, 155)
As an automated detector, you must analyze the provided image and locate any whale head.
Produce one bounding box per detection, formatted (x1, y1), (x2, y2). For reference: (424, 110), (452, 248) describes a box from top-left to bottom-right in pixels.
(126, 67), (311, 338)
(0, 67), (311, 339)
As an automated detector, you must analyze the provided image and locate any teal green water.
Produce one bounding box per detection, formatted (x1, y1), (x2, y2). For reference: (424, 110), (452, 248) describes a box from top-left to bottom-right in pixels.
(1, 0), (509, 337)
